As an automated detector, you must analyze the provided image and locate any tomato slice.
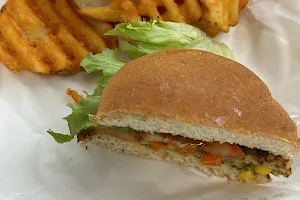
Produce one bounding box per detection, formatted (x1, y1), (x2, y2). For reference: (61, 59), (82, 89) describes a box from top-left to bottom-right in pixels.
(199, 142), (245, 159)
(101, 129), (245, 160)
(200, 154), (222, 166)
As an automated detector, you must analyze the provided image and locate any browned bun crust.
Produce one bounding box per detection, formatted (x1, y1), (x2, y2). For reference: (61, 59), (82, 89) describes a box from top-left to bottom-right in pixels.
(98, 49), (298, 150)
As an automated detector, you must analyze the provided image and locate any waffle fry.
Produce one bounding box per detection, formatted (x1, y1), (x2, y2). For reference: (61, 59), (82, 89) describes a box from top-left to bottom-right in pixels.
(79, 0), (248, 36)
(0, 0), (116, 75)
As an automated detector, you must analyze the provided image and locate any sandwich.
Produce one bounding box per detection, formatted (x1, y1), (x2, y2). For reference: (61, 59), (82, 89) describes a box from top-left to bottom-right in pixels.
(75, 49), (299, 183)
(48, 20), (299, 183)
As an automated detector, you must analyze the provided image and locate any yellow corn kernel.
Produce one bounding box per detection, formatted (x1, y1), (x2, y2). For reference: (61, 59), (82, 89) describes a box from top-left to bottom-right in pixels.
(254, 166), (272, 175)
(239, 170), (255, 182)
(163, 152), (170, 159)
(286, 170), (292, 176)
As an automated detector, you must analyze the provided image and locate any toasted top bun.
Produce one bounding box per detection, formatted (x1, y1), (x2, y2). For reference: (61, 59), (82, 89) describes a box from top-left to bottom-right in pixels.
(91, 49), (299, 159)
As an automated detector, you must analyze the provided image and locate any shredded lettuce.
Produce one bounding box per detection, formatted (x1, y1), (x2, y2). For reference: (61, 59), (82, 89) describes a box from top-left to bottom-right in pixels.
(105, 20), (234, 60)
(48, 20), (234, 143)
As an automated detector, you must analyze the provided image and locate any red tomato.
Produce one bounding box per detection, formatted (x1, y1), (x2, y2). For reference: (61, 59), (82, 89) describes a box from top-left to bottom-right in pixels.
(199, 142), (245, 159)
(200, 154), (222, 166)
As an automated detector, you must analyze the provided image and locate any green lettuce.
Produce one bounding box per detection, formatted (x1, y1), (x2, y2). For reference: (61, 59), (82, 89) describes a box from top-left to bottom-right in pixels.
(81, 49), (126, 87)
(49, 20), (234, 143)
(81, 49), (126, 74)
(48, 49), (126, 143)
(105, 20), (234, 60)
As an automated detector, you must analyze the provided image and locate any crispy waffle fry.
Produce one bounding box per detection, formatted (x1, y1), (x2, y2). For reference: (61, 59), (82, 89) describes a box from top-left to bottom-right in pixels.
(79, 0), (248, 36)
(79, 7), (122, 22)
(0, 0), (116, 75)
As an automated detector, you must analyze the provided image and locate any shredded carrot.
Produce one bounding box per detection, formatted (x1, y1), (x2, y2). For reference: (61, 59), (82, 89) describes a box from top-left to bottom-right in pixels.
(149, 142), (169, 151)
(66, 88), (83, 103)
(200, 153), (222, 166)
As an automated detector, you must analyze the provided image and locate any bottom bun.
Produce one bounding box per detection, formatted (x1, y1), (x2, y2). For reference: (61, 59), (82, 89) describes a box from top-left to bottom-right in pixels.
(84, 132), (271, 184)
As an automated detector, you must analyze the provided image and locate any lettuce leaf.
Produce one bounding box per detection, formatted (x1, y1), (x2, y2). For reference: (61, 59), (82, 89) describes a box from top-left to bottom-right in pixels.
(48, 49), (126, 143)
(49, 20), (234, 143)
(105, 20), (234, 60)
(81, 49), (126, 74)
(48, 131), (74, 143)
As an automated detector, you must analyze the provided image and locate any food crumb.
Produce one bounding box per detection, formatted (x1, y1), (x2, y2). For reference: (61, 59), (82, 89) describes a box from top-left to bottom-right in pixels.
(79, 141), (88, 150)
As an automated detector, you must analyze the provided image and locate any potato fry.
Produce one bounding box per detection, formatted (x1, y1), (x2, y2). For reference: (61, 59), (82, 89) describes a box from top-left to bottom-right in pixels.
(0, 0), (114, 75)
(0, 40), (20, 72)
(160, 0), (186, 23)
(0, 11), (51, 73)
(79, 7), (122, 22)
(180, 0), (202, 23)
(239, 0), (248, 10)
(110, 0), (141, 21)
(53, 0), (107, 53)
(138, 0), (162, 20)
(193, 20), (220, 37)
(30, 0), (89, 71)
(79, 0), (248, 36)
(228, 0), (239, 26)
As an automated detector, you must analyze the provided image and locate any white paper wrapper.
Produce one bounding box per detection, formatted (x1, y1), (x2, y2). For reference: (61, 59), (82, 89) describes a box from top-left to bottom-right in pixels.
(0, 0), (300, 199)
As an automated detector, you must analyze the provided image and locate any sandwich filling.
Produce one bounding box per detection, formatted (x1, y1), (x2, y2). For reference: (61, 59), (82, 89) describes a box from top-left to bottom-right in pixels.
(78, 127), (293, 182)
